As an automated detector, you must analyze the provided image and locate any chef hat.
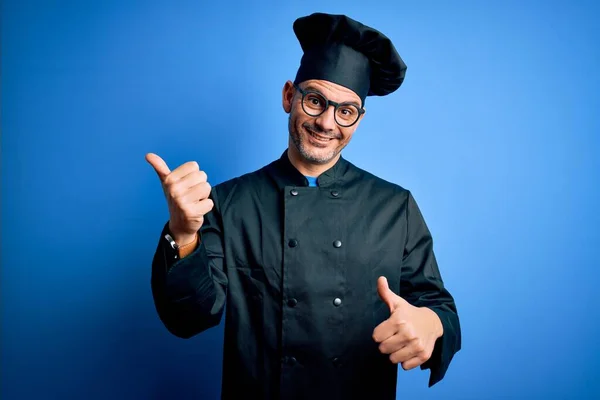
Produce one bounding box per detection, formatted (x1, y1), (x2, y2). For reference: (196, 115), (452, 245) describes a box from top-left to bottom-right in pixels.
(293, 13), (407, 105)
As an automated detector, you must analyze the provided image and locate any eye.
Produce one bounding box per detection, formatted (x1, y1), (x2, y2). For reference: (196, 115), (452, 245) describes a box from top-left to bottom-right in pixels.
(306, 94), (324, 106)
(338, 105), (356, 116)
(303, 93), (327, 113)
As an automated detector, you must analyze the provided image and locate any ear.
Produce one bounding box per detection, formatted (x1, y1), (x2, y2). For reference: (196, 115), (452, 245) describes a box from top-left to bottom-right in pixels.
(282, 80), (295, 113)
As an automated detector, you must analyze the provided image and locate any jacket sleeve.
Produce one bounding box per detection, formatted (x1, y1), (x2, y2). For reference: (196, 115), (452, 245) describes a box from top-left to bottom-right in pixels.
(400, 191), (462, 387)
(150, 188), (228, 339)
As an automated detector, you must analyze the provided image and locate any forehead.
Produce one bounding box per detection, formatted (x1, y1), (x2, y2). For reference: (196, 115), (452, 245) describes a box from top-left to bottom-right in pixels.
(300, 79), (362, 105)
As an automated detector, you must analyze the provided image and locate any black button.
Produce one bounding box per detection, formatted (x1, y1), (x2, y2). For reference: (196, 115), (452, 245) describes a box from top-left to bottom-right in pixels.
(331, 190), (339, 197)
(287, 298), (298, 307)
(288, 356), (297, 365)
(333, 298), (342, 306)
(333, 240), (342, 248)
(288, 239), (298, 247)
(332, 357), (342, 367)
(290, 189), (299, 196)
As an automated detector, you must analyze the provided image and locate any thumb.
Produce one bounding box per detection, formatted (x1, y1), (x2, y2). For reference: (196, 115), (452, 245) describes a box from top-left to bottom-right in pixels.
(146, 153), (171, 181)
(377, 276), (401, 313)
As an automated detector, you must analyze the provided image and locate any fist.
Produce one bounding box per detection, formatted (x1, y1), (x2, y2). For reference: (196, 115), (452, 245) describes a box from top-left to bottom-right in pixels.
(146, 153), (214, 243)
(372, 276), (443, 371)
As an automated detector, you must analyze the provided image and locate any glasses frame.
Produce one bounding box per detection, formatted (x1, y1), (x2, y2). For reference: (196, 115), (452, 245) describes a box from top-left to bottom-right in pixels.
(293, 83), (365, 128)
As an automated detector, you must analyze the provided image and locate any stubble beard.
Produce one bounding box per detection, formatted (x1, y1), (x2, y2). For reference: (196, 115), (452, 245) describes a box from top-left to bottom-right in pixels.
(288, 114), (340, 165)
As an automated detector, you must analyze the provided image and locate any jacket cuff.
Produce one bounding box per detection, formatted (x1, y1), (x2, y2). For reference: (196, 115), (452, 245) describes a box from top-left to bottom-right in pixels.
(160, 222), (202, 272)
(420, 307), (461, 387)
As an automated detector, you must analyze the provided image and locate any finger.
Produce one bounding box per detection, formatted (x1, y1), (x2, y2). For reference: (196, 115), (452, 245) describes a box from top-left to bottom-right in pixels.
(373, 312), (417, 344)
(171, 170), (209, 193)
(183, 169), (208, 187)
(388, 345), (413, 363)
(378, 331), (412, 354)
(177, 199), (213, 226)
(373, 318), (403, 343)
(182, 181), (212, 204)
(166, 174), (210, 203)
(164, 161), (201, 185)
(388, 338), (425, 364)
(377, 276), (399, 313)
(146, 153), (171, 181)
(196, 198), (214, 216)
(401, 356), (423, 371)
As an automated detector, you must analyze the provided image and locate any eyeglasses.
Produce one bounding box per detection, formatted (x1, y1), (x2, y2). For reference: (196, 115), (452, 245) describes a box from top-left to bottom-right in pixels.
(293, 84), (365, 127)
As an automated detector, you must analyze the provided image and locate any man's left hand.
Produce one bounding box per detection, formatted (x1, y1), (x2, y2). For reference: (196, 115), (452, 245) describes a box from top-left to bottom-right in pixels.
(372, 276), (444, 370)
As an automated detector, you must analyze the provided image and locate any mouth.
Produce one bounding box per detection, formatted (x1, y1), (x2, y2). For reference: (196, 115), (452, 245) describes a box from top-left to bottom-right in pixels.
(306, 128), (335, 144)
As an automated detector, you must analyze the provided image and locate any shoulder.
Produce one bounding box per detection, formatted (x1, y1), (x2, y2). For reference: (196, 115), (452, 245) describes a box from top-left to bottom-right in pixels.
(210, 160), (275, 207)
(345, 158), (411, 201)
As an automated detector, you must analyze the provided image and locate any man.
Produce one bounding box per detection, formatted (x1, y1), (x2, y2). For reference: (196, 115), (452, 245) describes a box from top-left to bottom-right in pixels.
(147, 12), (461, 400)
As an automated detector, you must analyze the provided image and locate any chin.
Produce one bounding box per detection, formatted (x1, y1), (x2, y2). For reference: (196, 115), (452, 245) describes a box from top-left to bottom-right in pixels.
(289, 122), (342, 164)
(298, 142), (338, 164)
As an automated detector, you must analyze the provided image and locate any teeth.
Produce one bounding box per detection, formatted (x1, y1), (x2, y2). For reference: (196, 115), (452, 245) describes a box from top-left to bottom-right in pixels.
(310, 131), (331, 141)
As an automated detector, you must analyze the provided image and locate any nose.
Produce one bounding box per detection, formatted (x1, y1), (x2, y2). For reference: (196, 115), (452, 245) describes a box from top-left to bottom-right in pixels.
(314, 105), (337, 132)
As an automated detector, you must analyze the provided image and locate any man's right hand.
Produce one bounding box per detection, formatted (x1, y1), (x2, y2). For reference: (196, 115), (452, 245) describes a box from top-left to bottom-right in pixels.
(145, 152), (214, 245)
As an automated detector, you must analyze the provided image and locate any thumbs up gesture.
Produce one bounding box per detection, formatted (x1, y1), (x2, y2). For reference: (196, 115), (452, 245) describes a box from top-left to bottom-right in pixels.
(372, 276), (444, 370)
(145, 153), (214, 246)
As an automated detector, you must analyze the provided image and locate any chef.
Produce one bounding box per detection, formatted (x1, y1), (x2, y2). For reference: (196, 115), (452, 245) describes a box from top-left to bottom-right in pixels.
(147, 12), (461, 400)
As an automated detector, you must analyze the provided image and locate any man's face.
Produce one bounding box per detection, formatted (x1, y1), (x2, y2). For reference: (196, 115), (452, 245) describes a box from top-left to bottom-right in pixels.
(283, 79), (365, 165)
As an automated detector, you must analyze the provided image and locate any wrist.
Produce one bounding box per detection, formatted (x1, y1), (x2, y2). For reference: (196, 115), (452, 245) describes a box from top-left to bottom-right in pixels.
(423, 307), (444, 338)
(174, 233), (197, 247)
(177, 233), (199, 258)
(168, 221), (197, 246)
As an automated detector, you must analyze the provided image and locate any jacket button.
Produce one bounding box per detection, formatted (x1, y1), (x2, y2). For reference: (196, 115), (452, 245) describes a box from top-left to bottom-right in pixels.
(287, 298), (298, 307)
(288, 239), (298, 247)
(333, 240), (342, 248)
(290, 189), (299, 196)
(288, 356), (297, 365)
(332, 357), (342, 367)
(333, 298), (342, 306)
(331, 190), (339, 197)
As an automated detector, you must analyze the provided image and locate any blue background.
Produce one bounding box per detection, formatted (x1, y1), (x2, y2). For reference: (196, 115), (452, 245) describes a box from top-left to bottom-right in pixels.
(2, 0), (599, 399)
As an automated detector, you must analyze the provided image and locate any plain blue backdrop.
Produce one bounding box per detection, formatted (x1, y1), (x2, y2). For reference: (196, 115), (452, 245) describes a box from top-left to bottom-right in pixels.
(2, 0), (599, 399)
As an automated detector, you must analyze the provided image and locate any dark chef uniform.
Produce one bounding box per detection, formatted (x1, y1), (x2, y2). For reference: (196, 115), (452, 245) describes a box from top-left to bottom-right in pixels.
(151, 12), (461, 400)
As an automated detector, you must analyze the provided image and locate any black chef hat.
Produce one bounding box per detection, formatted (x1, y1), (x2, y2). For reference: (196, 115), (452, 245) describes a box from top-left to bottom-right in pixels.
(293, 13), (407, 105)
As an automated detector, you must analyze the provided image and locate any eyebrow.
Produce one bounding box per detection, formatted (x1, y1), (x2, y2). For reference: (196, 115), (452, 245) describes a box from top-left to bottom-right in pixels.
(303, 85), (362, 108)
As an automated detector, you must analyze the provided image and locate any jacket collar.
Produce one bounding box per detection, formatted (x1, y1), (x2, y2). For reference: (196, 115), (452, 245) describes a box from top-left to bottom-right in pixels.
(267, 149), (351, 189)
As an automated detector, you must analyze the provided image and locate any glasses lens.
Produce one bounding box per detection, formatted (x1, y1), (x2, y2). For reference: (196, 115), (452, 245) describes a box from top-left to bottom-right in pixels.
(302, 92), (327, 116)
(335, 104), (360, 127)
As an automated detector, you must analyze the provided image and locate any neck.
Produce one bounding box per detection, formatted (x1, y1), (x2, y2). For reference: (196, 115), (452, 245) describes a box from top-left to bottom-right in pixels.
(287, 144), (340, 177)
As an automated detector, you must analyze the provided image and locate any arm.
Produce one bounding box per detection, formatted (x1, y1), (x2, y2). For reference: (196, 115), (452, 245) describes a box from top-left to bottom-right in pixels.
(400, 191), (461, 386)
(150, 189), (228, 339)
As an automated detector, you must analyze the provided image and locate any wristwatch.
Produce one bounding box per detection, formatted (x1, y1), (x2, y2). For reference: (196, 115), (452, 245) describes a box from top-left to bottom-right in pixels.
(163, 233), (181, 261)
(164, 233), (179, 251)
(164, 232), (198, 261)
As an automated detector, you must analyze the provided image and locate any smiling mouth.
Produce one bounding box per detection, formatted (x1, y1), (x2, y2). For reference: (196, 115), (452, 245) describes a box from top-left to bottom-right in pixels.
(307, 129), (335, 143)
